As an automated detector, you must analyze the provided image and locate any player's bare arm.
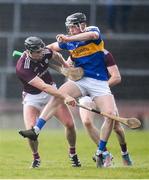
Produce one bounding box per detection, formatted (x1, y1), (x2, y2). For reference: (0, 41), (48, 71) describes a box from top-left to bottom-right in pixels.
(56, 31), (99, 43)
(28, 76), (75, 106)
(51, 50), (69, 67)
(107, 65), (121, 87)
(46, 42), (61, 51)
(28, 76), (64, 99)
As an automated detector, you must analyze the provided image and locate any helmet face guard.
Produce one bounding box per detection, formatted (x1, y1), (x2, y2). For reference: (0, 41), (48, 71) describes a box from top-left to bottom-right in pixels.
(24, 36), (45, 52)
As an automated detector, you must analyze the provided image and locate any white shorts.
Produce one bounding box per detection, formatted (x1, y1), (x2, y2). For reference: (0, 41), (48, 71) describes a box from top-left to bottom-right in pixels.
(70, 77), (111, 99)
(22, 84), (57, 110)
(79, 96), (92, 104)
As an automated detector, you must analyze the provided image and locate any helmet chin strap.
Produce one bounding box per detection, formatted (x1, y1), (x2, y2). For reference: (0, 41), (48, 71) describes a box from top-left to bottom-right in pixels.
(78, 23), (86, 32)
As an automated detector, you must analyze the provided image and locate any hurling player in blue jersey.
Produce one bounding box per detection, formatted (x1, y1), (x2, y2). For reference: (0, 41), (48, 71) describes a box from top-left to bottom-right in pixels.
(49, 12), (118, 168)
(52, 12), (118, 168)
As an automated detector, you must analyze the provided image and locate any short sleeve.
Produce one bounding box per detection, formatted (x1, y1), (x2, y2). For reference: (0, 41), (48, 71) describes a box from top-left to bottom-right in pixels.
(105, 51), (116, 67)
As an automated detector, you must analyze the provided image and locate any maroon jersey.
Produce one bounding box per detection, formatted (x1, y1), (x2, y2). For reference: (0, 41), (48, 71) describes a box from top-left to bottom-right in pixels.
(16, 48), (54, 94)
(103, 49), (116, 79)
(104, 49), (116, 67)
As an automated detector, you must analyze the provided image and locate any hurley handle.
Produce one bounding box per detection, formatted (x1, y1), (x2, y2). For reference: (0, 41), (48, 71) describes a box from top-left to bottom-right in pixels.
(12, 50), (23, 57)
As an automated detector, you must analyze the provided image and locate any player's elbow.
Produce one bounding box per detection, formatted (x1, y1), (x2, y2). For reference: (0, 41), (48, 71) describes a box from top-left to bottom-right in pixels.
(116, 75), (121, 84)
(110, 75), (121, 86)
(40, 84), (49, 93)
(46, 42), (60, 51)
(93, 33), (99, 39)
(115, 75), (121, 85)
(89, 32), (99, 40)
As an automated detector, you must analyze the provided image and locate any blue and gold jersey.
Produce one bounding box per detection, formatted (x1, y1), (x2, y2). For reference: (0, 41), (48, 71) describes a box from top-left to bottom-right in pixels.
(59, 26), (108, 81)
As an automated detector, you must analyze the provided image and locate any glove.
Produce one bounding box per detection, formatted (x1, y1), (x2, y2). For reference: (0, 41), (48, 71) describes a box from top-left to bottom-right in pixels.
(61, 67), (84, 81)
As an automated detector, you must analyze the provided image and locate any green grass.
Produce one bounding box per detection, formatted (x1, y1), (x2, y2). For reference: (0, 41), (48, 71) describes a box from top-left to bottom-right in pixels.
(0, 129), (149, 179)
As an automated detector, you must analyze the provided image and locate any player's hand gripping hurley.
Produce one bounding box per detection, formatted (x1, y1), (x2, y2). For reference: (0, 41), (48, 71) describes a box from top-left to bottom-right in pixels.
(76, 103), (141, 129)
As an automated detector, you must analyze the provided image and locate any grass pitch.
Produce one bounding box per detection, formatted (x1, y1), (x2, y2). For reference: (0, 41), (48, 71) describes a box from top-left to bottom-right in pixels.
(0, 129), (149, 179)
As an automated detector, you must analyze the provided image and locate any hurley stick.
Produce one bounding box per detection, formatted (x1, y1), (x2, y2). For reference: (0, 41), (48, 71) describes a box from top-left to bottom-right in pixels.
(76, 103), (141, 129)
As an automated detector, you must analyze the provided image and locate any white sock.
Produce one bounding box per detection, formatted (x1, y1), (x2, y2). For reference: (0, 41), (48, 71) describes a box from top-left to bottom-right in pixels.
(34, 126), (40, 135)
(96, 149), (103, 156)
(103, 151), (109, 156)
(121, 151), (128, 155)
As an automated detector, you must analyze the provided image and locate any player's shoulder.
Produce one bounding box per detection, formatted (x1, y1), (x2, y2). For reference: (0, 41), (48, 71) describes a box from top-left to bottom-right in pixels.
(103, 49), (109, 55)
(44, 47), (53, 59)
(44, 47), (52, 55)
(17, 52), (27, 66)
(85, 26), (100, 33)
(16, 52), (31, 71)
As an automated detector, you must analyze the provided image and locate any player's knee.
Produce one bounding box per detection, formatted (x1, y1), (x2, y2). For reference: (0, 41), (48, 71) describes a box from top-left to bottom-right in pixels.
(105, 111), (116, 125)
(83, 118), (92, 128)
(106, 119), (114, 126)
(107, 110), (117, 117)
(106, 110), (115, 116)
(65, 121), (75, 129)
(114, 122), (124, 133)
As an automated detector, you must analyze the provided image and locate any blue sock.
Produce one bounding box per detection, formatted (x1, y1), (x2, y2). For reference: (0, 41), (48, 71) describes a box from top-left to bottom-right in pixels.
(98, 140), (107, 152)
(36, 118), (46, 130)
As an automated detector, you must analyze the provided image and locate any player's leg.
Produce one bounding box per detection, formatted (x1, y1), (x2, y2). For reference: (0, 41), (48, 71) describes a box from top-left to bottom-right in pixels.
(79, 96), (113, 164)
(55, 80), (82, 167)
(94, 94), (115, 168)
(23, 105), (41, 168)
(54, 104), (81, 167)
(19, 95), (64, 140)
(114, 121), (132, 166)
(113, 97), (132, 166)
(79, 96), (99, 145)
(54, 80), (85, 167)
(112, 96), (126, 144)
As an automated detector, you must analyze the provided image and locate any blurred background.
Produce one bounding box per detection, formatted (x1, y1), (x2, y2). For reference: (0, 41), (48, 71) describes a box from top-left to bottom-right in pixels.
(0, 0), (148, 129)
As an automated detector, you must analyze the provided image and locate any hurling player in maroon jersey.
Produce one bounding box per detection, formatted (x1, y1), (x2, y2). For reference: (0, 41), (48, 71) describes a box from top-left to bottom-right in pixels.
(16, 36), (80, 168)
